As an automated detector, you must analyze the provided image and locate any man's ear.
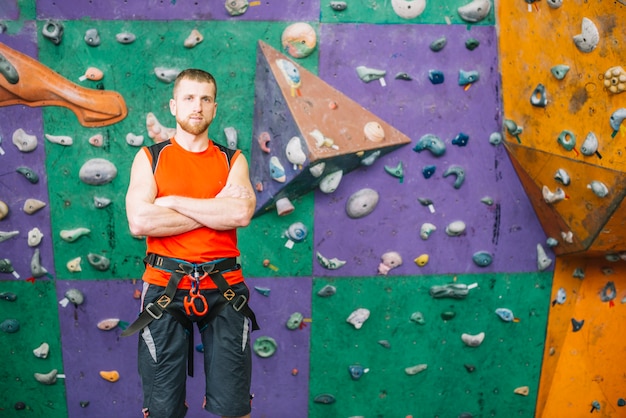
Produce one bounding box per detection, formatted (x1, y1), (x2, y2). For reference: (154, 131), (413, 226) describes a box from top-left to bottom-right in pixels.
(169, 98), (176, 116)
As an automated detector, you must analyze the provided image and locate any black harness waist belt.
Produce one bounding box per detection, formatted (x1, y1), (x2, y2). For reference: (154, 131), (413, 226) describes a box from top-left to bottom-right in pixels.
(122, 253), (260, 340)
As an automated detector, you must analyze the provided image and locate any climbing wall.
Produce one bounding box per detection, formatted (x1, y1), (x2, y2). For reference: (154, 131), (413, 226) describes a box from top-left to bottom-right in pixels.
(2, 0), (620, 417)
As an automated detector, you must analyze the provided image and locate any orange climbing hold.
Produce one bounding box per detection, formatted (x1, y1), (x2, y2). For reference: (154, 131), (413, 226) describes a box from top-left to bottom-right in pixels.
(99, 370), (120, 382)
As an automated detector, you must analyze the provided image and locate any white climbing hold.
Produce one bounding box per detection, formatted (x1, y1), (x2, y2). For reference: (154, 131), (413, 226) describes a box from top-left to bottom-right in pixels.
(346, 308), (370, 329)
(573, 17), (599, 53)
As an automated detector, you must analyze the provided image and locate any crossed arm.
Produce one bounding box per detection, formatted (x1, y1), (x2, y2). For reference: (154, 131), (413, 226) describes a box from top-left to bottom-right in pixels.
(125, 149), (256, 238)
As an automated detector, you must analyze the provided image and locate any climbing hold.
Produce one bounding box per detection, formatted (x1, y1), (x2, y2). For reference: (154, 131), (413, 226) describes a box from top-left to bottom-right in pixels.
(445, 220), (466, 236)
(42, 19), (64, 45)
(346, 188), (379, 219)
(0, 230), (19, 243)
(0, 292), (17, 301)
(317, 284), (337, 297)
(480, 196), (494, 205)
(465, 38), (480, 50)
(384, 162), (404, 182)
(391, 0), (426, 19)
(429, 36), (447, 52)
(451, 132), (469, 147)
(97, 318), (120, 331)
(461, 332), (485, 347)
(253, 336), (278, 357)
(422, 165), (436, 179)
(115, 32), (136, 44)
(31, 248), (48, 278)
(429, 283), (471, 299)
(414, 254), (429, 267)
(356, 66), (386, 83)
(441, 311), (456, 320)
(364, 121), (385, 142)
(472, 251), (493, 267)
(319, 170), (343, 193)
(79, 158), (118, 185)
(0, 201), (8, 220)
(464, 364), (476, 373)
(285, 136), (305, 168)
(285, 222), (308, 244)
(89, 133), (104, 147)
(281, 22), (317, 59)
(530, 83), (548, 107)
(610, 108), (626, 134)
(514, 386), (530, 396)
(458, 69), (479, 86)
(184, 29), (203, 48)
(573, 17), (599, 53)
(94, 196), (112, 209)
(60, 228), (90, 242)
(546, 0), (562, 8)
(26, 228), (43, 247)
(330, 1), (347, 11)
(225, 0), (249, 16)
(87, 253), (110, 271)
(275, 197), (294, 216)
(33, 342), (50, 359)
(313, 394), (336, 404)
(316, 252), (346, 270)
(23, 198), (46, 215)
(546, 237), (559, 247)
(457, 0), (491, 23)
(126, 132), (144, 147)
(504, 119), (523, 140)
(495, 308), (515, 322)
(348, 364), (368, 380)
(378, 251), (402, 275)
(551, 64), (569, 80)
(571, 318), (584, 332)
(600, 281), (616, 302)
(254, 286), (271, 297)
(146, 112), (175, 143)
(286, 312), (304, 330)
(617, 398), (626, 407)
(395, 72), (412, 81)
(542, 185), (565, 204)
(1, 318), (20, 333)
(554, 168), (570, 186)
(413, 134), (446, 156)
(63, 288), (85, 306)
(14, 402), (26, 411)
(346, 308), (370, 329)
(378, 340), (391, 349)
(34, 369), (58, 385)
(79, 401), (90, 408)
(99, 371), (120, 382)
(553, 287), (566, 305)
(562, 231), (574, 244)
(443, 165), (465, 189)
(537, 244), (553, 271)
(428, 69), (445, 84)
(588, 181), (609, 198)
(580, 132), (599, 156)
(79, 67), (103, 82)
(410, 312), (425, 325)
(405, 364), (428, 375)
(154, 67), (181, 83)
(84, 28), (101, 47)
(0, 258), (19, 278)
(16, 166), (39, 184)
(420, 223), (437, 240)
(603, 66), (626, 94)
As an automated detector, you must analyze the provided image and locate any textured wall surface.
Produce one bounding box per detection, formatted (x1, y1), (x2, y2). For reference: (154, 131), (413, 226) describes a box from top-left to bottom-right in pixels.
(1, 0), (623, 417)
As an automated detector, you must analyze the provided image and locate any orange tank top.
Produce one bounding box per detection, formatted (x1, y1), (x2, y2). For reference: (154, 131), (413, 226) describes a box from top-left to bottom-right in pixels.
(141, 138), (244, 289)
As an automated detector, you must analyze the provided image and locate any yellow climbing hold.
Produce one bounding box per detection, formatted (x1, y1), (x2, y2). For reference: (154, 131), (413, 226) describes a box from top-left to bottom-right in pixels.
(414, 254), (429, 267)
(99, 370), (120, 382)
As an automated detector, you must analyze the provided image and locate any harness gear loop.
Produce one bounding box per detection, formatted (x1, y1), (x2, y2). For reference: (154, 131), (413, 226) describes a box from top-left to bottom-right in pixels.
(183, 287), (209, 316)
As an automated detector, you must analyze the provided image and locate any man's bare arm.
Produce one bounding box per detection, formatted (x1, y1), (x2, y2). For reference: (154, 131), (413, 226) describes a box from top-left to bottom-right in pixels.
(125, 150), (201, 237)
(154, 154), (256, 231)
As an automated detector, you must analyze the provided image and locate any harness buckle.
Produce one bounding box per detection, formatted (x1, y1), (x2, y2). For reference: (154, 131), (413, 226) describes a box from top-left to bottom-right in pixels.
(144, 302), (163, 320)
(232, 294), (247, 312)
(156, 294), (171, 309)
(223, 288), (236, 301)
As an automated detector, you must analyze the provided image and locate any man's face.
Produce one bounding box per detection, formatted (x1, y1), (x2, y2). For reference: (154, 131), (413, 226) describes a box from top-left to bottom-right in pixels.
(170, 78), (217, 136)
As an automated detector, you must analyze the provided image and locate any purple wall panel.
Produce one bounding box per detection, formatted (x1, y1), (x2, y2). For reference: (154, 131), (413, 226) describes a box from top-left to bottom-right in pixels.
(0, 0), (19, 20)
(313, 23), (549, 277)
(56, 277), (310, 417)
(0, 24), (55, 282)
(37, 0), (320, 21)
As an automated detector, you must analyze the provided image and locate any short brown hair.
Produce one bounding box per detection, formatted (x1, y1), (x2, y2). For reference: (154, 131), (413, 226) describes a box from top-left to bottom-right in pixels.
(173, 69), (217, 99)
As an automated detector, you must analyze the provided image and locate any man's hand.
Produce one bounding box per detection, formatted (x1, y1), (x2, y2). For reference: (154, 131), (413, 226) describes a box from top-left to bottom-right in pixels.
(216, 183), (253, 199)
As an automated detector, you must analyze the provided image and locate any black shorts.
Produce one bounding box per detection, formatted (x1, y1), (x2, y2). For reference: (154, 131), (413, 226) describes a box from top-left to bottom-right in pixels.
(138, 282), (252, 418)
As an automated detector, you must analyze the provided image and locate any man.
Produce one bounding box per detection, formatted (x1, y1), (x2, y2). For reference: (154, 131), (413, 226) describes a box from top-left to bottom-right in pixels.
(125, 68), (258, 418)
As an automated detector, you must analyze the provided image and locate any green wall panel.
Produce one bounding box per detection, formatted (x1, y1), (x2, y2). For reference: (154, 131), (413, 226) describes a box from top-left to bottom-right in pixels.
(310, 272), (552, 417)
(35, 20), (317, 280)
(0, 280), (67, 416)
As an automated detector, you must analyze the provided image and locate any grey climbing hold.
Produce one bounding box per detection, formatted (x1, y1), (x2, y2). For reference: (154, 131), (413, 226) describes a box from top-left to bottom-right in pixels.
(79, 158), (118, 185)
(317, 284), (336, 297)
(429, 283), (470, 299)
(573, 17), (599, 53)
(530, 83), (548, 107)
(443, 165), (465, 189)
(93, 196), (112, 208)
(346, 188), (379, 219)
(1, 318), (20, 333)
(84, 28), (101, 46)
(286, 312), (304, 330)
(329, 1), (347, 11)
(313, 394), (336, 404)
(116, 32), (136, 44)
(0, 52), (19, 84)
(16, 166), (39, 184)
(65, 288), (85, 305)
(430, 36), (447, 52)
(42, 20), (64, 45)
(457, 0), (491, 23)
(87, 253), (110, 271)
(34, 369), (58, 385)
(356, 66), (386, 83)
(31, 248), (48, 278)
(551, 64), (570, 80)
